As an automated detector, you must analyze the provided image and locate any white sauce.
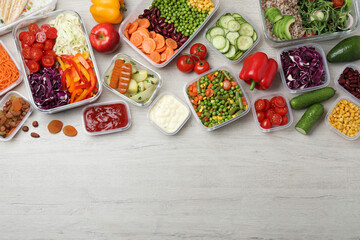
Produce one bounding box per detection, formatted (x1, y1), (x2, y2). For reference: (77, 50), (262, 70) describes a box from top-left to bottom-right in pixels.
(149, 94), (189, 133)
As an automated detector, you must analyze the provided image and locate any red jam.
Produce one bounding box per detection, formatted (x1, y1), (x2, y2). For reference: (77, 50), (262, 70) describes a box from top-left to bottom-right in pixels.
(84, 103), (129, 133)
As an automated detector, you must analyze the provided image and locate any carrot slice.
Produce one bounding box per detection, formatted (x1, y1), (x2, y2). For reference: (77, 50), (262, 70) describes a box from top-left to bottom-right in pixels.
(165, 38), (178, 50)
(130, 32), (143, 47)
(142, 38), (156, 54)
(160, 53), (167, 62)
(154, 34), (165, 49)
(136, 27), (150, 39)
(138, 18), (150, 28)
(149, 31), (156, 39)
(125, 23), (131, 32)
(128, 22), (139, 35)
(163, 47), (174, 61)
(149, 51), (161, 63)
(125, 30), (130, 40)
(156, 45), (167, 53)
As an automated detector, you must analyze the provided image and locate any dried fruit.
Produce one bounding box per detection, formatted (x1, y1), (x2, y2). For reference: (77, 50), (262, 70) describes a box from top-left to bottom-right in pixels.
(63, 125), (77, 137)
(48, 120), (63, 134)
(31, 132), (40, 138)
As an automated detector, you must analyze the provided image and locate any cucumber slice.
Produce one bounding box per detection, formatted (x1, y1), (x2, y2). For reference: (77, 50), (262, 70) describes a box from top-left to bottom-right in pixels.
(212, 35), (226, 50)
(227, 20), (241, 32)
(224, 46), (236, 59)
(216, 19), (222, 27)
(295, 104), (324, 135)
(209, 27), (225, 38)
(226, 31), (240, 45)
(224, 29), (230, 35)
(219, 39), (230, 53)
(232, 51), (244, 61)
(232, 13), (243, 19)
(239, 23), (254, 36)
(252, 31), (258, 41)
(206, 32), (212, 42)
(219, 15), (235, 29)
(236, 36), (253, 51)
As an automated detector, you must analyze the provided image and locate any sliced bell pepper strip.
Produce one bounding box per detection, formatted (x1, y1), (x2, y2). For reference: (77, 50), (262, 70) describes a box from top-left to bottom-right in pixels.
(76, 53), (90, 70)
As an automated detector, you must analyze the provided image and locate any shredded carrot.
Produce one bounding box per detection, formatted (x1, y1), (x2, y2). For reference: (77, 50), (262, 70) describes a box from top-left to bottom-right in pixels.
(0, 45), (20, 92)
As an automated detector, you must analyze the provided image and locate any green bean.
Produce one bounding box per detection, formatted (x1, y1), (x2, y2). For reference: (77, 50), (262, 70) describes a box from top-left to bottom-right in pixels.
(196, 81), (201, 94)
(213, 85), (222, 95)
(204, 111), (211, 118)
(229, 107), (239, 115)
(236, 92), (244, 110)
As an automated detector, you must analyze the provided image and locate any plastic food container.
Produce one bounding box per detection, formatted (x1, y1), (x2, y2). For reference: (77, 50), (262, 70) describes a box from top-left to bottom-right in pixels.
(278, 43), (330, 94)
(81, 100), (132, 136)
(0, 40), (23, 97)
(183, 67), (251, 131)
(12, 10), (102, 114)
(147, 92), (190, 135)
(258, 0), (359, 47)
(251, 92), (293, 133)
(203, 8), (260, 64)
(0, 91), (33, 142)
(325, 96), (360, 141)
(0, 0), (57, 36)
(102, 53), (162, 107)
(119, 0), (220, 68)
(334, 64), (360, 106)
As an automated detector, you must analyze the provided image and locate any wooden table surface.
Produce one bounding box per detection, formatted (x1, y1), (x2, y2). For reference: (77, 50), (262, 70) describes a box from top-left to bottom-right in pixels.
(1, 0), (360, 239)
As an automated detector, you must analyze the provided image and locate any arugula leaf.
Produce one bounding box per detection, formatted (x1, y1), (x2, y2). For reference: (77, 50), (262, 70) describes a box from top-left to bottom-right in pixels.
(148, 74), (154, 78)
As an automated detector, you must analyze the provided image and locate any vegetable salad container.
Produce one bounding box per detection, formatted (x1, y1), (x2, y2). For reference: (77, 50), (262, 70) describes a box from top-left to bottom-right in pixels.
(325, 96), (360, 141)
(278, 43), (330, 94)
(334, 64), (360, 106)
(184, 67), (251, 131)
(148, 92), (190, 136)
(203, 8), (260, 64)
(119, 0), (220, 68)
(13, 10), (102, 114)
(81, 100), (132, 136)
(0, 0), (57, 36)
(251, 92), (293, 133)
(102, 53), (162, 107)
(0, 40), (23, 97)
(259, 0), (359, 47)
(0, 91), (33, 142)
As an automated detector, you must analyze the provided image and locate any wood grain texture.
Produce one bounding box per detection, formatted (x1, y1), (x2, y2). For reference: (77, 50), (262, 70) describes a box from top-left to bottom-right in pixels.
(1, 0), (360, 239)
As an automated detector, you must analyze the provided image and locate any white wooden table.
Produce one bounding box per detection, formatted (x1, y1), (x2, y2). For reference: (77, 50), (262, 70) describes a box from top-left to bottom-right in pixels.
(1, 0), (360, 239)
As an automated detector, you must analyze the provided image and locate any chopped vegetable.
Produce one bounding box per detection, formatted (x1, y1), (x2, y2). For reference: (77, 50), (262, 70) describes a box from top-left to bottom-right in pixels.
(0, 44), (20, 93)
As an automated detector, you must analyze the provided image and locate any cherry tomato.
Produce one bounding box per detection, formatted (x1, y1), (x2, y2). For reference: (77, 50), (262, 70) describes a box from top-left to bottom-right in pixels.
(177, 55), (195, 73)
(22, 33), (35, 46)
(22, 46), (32, 60)
(260, 118), (272, 129)
(255, 99), (265, 111)
(40, 24), (51, 33)
(205, 88), (214, 97)
(332, 0), (343, 8)
(223, 80), (231, 90)
(19, 31), (28, 42)
(280, 115), (289, 126)
(266, 109), (275, 119)
(30, 47), (43, 62)
(26, 60), (40, 73)
(46, 27), (58, 39)
(190, 43), (207, 61)
(270, 113), (283, 126)
(271, 96), (286, 108)
(35, 31), (47, 43)
(44, 50), (57, 59)
(32, 43), (44, 50)
(21, 41), (30, 48)
(194, 60), (210, 75)
(28, 23), (40, 35)
(44, 39), (55, 51)
(257, 111), (265, 122)
(42, 55), (55, 68)
(275, 106), (288, 116)
(263, 99), (271, 111)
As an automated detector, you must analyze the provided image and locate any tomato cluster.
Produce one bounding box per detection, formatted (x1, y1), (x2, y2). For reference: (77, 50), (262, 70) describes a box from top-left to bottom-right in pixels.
(255, 96), (289, 129)
(19, 23), (58, 73)
(177, 43), (210, 74)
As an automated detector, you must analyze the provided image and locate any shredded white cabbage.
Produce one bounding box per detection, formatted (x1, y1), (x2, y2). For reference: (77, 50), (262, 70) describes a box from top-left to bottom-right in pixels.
(49, 13), (88, 55)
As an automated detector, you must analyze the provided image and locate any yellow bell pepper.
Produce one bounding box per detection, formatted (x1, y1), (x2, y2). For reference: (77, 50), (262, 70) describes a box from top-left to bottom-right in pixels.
(90, 0), (126, 24)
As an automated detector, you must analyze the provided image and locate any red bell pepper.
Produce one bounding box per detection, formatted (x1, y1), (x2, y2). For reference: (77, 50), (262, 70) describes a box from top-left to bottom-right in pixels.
(239, 52), (278, 91)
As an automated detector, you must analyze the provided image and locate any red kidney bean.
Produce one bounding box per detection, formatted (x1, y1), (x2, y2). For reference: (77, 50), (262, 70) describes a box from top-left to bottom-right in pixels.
(339, 67), (360, 100)
(156, 9), (160, 17)
(168, 27), (174, 32)
(180, 36), (188, 43)
(159, 22), (167, 28)
(155, 26), (162, 33)
(139, 15), (144, 19)
(162, 28), (168, 35)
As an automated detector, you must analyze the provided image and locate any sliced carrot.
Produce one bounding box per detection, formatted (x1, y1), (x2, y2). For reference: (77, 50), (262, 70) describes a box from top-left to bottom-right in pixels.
(149, 31), (156, 39)
(128, 22), (139, 35)
(156, 45), (167, 53)
(160, 53), (167, 62)
(130, 32), (143, 47)
(163, 47), (174, 61)
(136, 27), (150, 39)
(165, 38), (178, 50)
(142, 38), (156, 54)
(137, 18), (150, 28)
(125, 23), (131, 32)
(149, 51), (161, 63)
(125, 29), (130, 40)
(154, 34), (165, 50)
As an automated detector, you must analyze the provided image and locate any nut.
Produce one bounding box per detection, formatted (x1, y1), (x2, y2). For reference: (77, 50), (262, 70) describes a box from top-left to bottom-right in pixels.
(22, 126), (29, 132)
(30, 132), (40, 138)
(32, 121), (38, 127)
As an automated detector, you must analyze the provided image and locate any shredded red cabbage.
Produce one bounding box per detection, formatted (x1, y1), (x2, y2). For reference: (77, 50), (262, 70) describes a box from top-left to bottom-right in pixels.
(29, 67), (70, 110)
(280, 46), (325, 90)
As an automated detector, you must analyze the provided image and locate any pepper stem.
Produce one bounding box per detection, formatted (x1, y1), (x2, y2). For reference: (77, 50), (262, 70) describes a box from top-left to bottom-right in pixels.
(249, 80), (256, 91)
